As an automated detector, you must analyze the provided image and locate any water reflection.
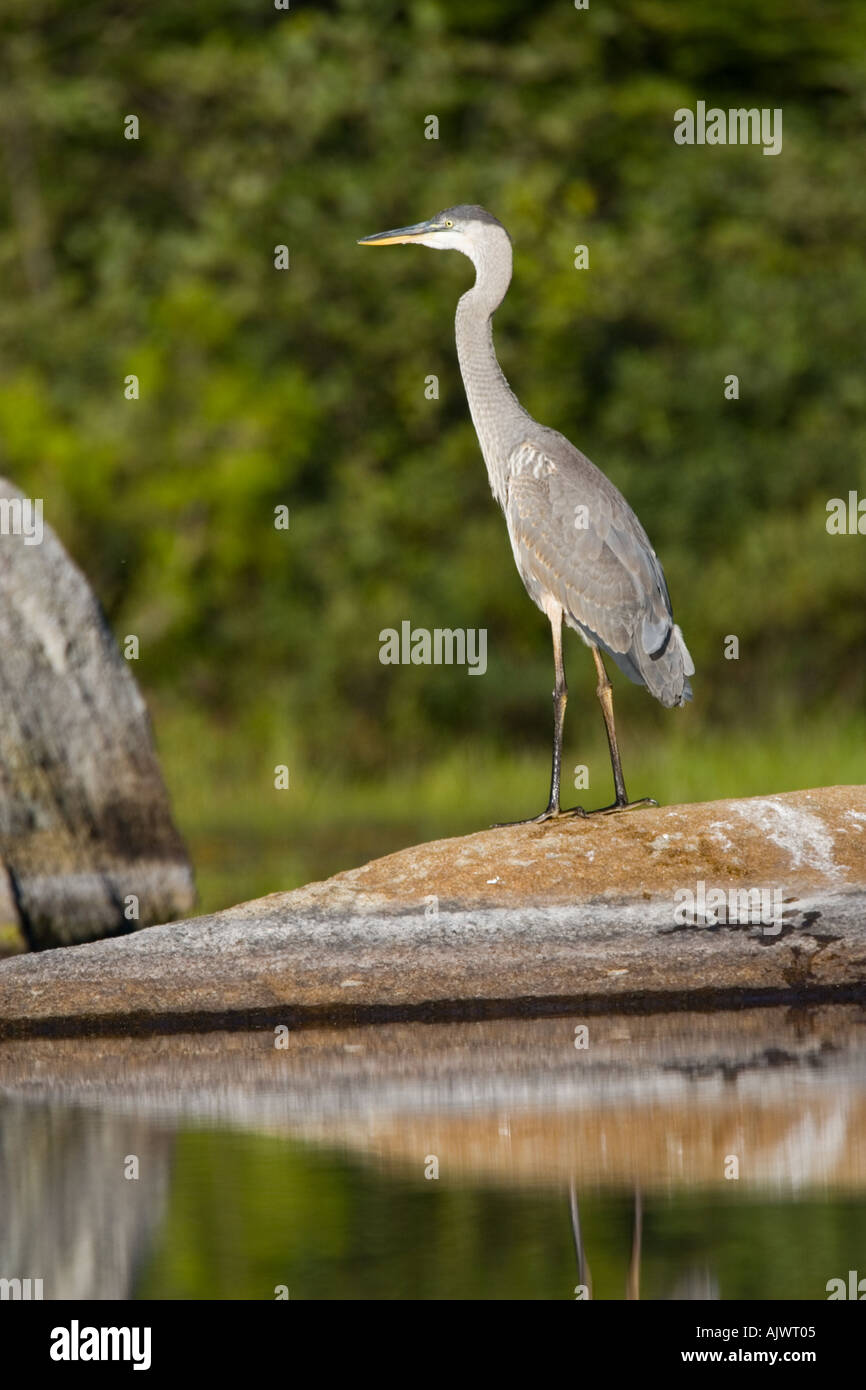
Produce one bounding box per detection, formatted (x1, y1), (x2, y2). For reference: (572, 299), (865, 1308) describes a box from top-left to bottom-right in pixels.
(0, 1004), (864, 1299)
(0, 1103), (172, 1299)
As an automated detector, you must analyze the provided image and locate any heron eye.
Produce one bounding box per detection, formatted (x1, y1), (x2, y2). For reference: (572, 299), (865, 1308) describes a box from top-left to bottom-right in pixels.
(445, 219), (453, 228)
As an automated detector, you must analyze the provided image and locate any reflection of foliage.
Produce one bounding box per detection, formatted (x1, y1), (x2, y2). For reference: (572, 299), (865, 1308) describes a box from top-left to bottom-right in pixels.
(1, 1), (865, 779)
(137, 1130), (866, 1300)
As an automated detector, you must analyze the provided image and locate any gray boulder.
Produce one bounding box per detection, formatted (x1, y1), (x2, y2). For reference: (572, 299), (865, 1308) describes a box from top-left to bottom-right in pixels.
(0, 478), (195, 949)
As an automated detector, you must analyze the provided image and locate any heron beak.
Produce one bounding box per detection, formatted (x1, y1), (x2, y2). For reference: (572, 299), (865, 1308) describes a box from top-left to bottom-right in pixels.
(357, 218), (441, 246)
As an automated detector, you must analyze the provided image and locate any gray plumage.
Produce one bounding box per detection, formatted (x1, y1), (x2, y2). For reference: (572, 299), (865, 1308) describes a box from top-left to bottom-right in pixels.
(360, 204), (693, 819)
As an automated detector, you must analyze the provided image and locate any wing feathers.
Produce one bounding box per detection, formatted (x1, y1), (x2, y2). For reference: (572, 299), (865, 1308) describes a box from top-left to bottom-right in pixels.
(505, 438), (693, 707)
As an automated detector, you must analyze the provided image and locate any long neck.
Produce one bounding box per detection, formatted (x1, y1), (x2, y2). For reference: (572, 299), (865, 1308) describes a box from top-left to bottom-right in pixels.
(455, 246), (533, 508)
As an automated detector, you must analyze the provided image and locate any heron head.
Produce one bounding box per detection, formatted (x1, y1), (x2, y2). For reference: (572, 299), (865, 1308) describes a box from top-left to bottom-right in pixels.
(358, 204), (510, 262)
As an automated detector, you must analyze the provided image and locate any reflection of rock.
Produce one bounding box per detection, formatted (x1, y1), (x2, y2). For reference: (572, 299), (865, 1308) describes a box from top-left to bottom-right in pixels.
(0, 1100), (172, 1299)
(1, 1006), (864, 1193)
(0, 784), (865, 1024)
(0, 477), (195, 949)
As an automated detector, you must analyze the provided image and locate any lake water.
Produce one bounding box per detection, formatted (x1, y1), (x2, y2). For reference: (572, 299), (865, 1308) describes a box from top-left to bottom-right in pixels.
(1, 1004), (864, 1300)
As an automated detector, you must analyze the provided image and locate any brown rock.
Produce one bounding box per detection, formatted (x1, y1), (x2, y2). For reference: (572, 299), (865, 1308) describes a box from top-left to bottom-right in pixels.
(0, 784), (863, 1036)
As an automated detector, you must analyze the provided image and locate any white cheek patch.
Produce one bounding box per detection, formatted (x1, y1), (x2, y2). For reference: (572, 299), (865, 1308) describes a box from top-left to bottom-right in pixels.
(417, 231), (478, 265)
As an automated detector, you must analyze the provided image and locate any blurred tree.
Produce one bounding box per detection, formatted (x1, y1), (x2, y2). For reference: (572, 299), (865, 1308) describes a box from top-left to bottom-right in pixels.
(0, 0), (864, 781)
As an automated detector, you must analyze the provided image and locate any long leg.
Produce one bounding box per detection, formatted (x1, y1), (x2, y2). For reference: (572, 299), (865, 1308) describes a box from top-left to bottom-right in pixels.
(491, 623), (656, 828)
(590, 646), (657, 815)
(545, 604), (567, 816)
(593, 645), (627, 804)
(493, 607), (586, 826)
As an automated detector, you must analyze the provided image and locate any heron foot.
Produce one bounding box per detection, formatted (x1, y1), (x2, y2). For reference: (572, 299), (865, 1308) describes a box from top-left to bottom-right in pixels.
(491, 797), (656, 828)
(588, 796), (658, 816)
(492, 804), (588, 828)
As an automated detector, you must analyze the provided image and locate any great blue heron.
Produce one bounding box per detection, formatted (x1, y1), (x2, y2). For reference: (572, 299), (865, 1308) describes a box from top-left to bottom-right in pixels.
(359, 205), (693, 821)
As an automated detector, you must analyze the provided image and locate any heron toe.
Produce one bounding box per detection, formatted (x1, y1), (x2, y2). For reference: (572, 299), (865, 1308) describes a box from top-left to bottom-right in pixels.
(492, 804), (588, 828)
(590, 796), (658, 816)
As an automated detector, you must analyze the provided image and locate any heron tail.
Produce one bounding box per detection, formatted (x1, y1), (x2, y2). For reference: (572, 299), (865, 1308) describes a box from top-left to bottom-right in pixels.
(613, 621), (694, 708)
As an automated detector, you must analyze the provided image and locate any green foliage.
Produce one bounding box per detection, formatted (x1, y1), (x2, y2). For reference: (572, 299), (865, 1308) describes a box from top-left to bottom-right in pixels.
(1, 0), (864, 813)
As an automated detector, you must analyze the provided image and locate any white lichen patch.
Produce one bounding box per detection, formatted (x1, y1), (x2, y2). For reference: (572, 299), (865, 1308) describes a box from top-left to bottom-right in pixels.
(707, 822), (735, 852)
(649, 833), (682, 854)
(731, 798), (843, 877)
